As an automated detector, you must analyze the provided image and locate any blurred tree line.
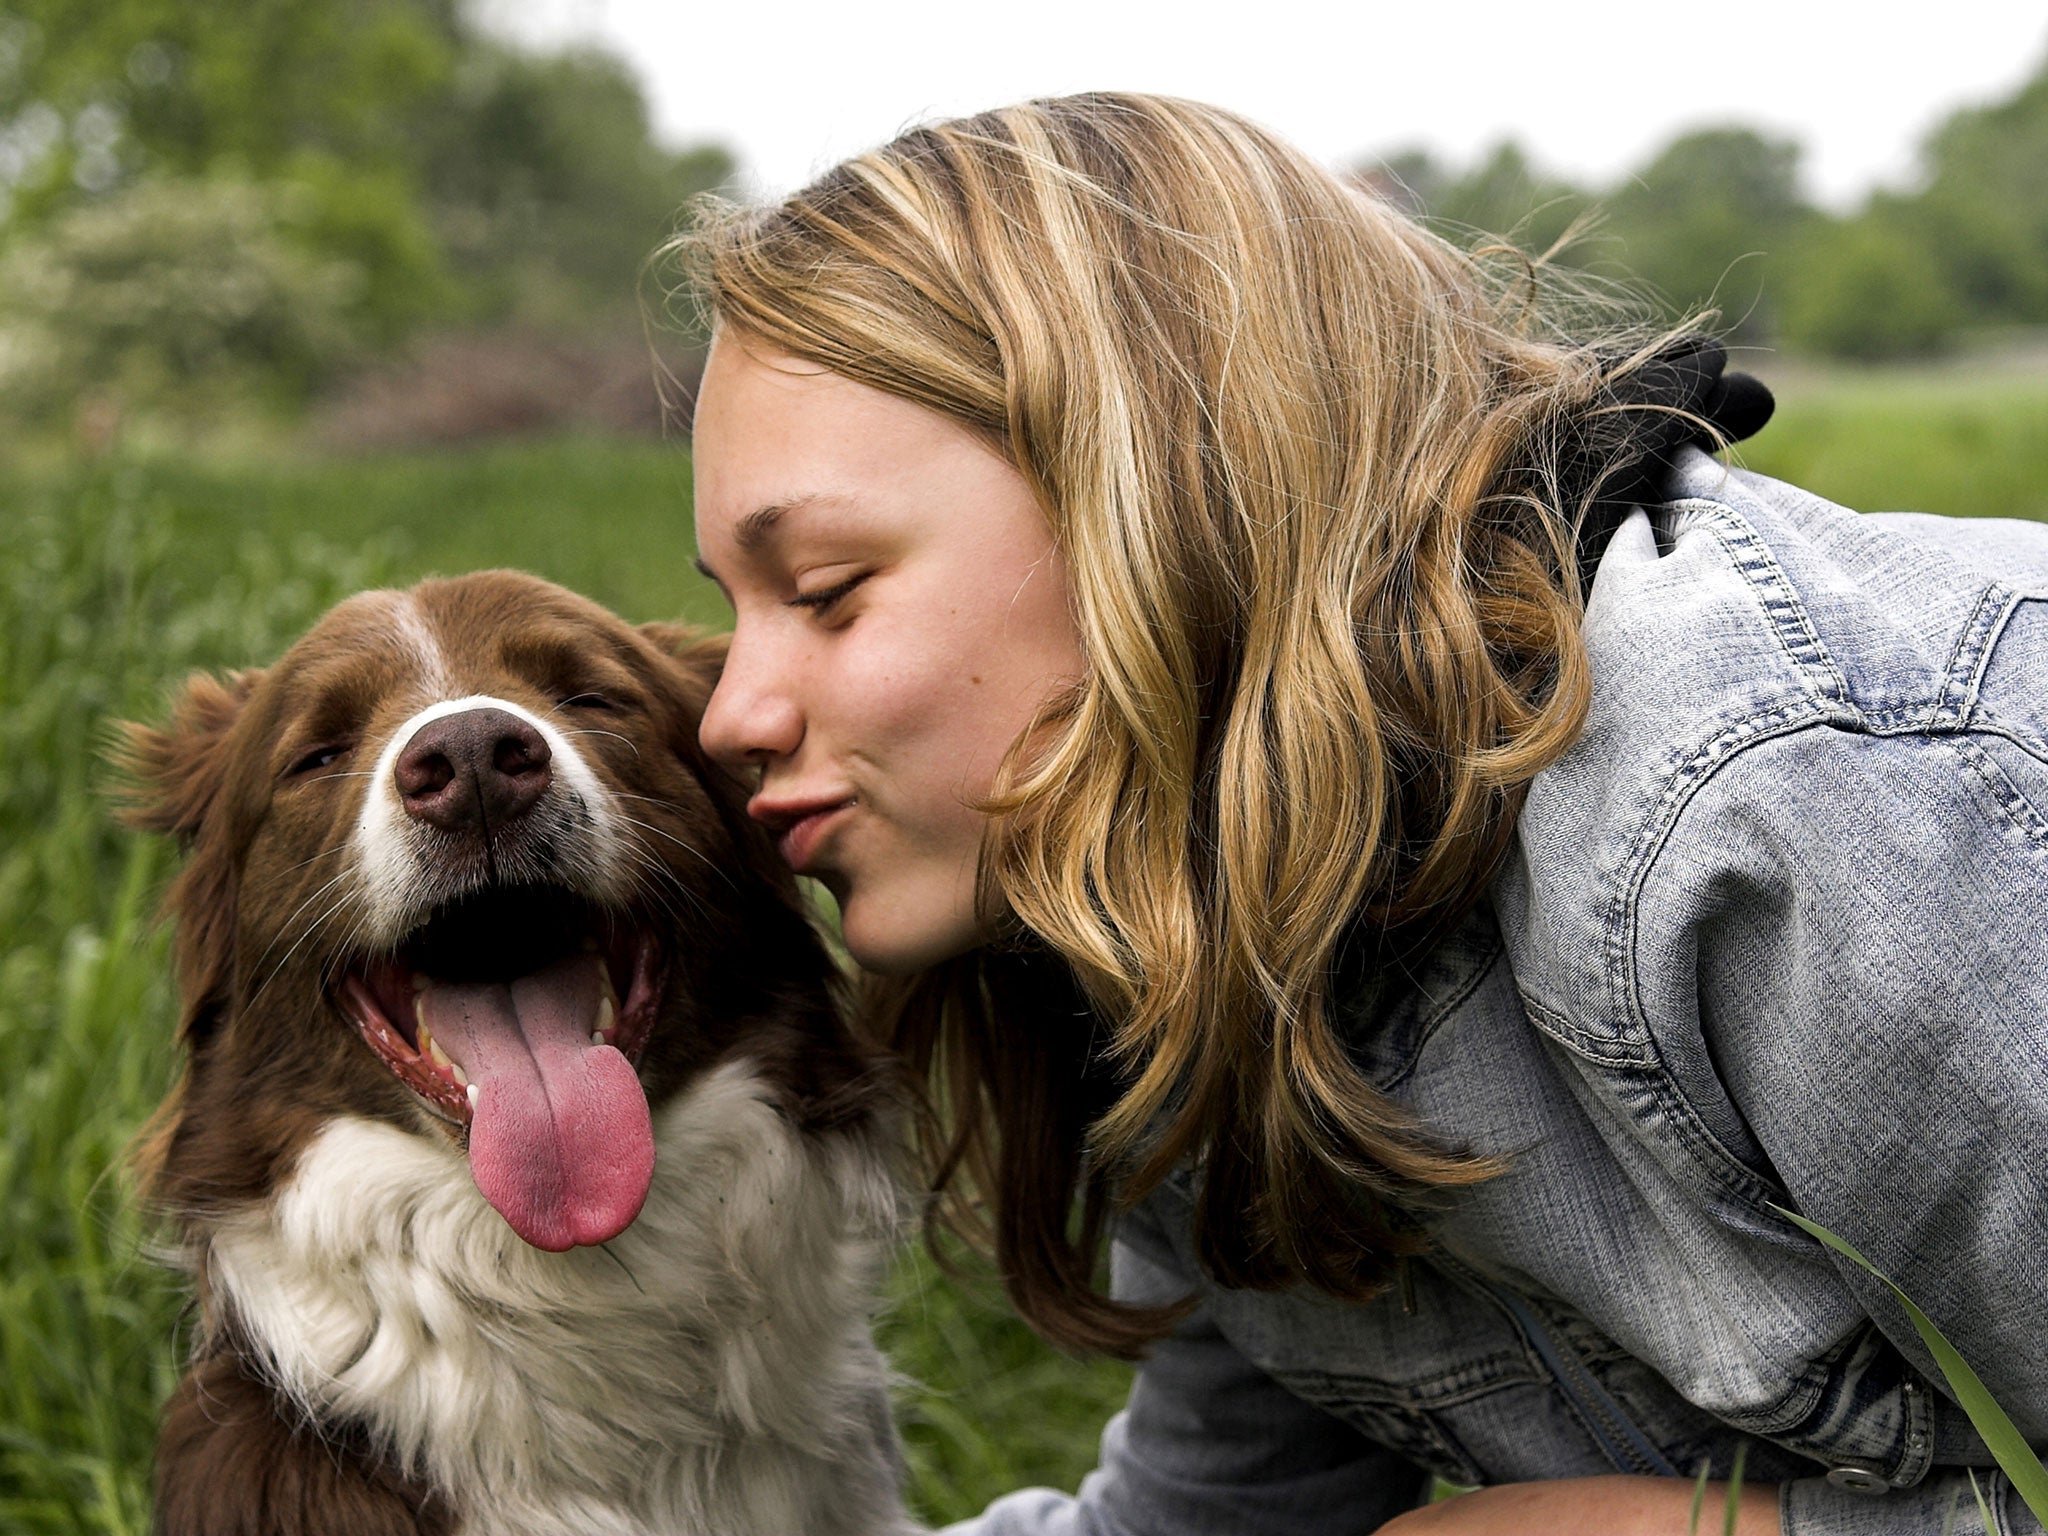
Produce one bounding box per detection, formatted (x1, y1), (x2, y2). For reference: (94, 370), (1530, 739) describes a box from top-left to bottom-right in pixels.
(0, 4), (2042, 445)
(0, 0), (730, 441)
(1370, 42), (2048, 361)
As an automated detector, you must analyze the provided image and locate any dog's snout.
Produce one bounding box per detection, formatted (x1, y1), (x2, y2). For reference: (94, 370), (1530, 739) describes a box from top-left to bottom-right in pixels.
(395, 708), (553, 832)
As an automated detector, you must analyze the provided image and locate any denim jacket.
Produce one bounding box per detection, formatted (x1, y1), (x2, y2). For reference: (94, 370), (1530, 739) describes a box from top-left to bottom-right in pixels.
(949, 448), (2048, 1536)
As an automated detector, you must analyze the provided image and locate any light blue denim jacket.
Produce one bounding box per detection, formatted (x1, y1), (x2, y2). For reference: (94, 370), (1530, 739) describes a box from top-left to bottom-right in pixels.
(949, 449), (2048, 1536)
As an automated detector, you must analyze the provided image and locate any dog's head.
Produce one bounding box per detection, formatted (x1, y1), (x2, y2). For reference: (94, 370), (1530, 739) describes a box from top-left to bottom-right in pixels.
(123, 570), (860, 1251)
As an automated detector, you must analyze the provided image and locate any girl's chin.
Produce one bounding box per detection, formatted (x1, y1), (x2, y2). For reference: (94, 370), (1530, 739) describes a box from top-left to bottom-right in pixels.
(837, 887), (987, 976)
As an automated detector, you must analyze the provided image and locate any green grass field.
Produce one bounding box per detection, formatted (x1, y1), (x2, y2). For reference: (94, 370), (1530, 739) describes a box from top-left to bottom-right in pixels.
(3, 366), (2046, 1532)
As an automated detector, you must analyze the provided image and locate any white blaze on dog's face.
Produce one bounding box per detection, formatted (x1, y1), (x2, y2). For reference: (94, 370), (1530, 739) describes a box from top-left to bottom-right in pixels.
(128, 571), (850, 1254)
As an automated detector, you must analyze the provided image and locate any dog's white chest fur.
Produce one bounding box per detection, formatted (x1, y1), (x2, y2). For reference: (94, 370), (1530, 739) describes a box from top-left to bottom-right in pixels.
(205, 1062), (914, 1536)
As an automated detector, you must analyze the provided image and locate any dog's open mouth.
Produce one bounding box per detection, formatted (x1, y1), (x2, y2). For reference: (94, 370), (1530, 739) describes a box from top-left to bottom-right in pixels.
(337, 887), (669, 1251)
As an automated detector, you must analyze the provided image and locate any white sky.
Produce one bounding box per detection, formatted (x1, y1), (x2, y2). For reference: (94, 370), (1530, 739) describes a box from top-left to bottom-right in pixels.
(483, 0), (2048, 210)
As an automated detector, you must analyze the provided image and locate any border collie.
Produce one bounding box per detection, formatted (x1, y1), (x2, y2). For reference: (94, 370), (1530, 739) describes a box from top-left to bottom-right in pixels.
(122, 571), (914, 1536)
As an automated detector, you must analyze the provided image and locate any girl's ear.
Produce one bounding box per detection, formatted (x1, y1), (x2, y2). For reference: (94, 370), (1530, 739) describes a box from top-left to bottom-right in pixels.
(116, 668), (264, 842)
(637, 623), (728, 718)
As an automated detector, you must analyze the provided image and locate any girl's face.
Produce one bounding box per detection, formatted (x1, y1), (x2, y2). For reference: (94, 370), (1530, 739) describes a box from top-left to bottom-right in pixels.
(691, 335), (1084, 974)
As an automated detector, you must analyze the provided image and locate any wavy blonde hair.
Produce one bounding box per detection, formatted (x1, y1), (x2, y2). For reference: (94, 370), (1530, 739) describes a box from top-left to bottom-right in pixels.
(681, 92), (1704, 1354)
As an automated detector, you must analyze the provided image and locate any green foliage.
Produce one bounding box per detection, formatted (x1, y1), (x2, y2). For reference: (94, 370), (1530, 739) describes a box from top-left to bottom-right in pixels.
(1601, 127), (1814, 338)
(413, 43), (733, 326)
(0, 176), (369, 422)
(884, 1243), (1133, 1522)
(0, 1), (732, 423)
(1377, 140), (1591, 257)
(1777, 206), (1965, 361)
(279, 151), (456, 343)
(1917, 57), (2048, 323)
(0, 0), (459, 204)
(0, 462), (405, 1533)
(1373, 45), (2048, 360)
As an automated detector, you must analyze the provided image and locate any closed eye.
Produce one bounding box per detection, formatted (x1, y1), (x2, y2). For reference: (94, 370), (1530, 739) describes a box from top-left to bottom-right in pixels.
(559, 692), (619, 711)
(787, 572), (868, 614)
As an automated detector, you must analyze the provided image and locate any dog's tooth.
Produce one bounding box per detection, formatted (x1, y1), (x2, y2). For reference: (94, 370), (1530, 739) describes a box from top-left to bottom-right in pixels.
(450, 1059), (469, 1087)
(595, 994), (615, 1043)
(427, 1033), (453, 1071)
(466, 1082), (479, 1109)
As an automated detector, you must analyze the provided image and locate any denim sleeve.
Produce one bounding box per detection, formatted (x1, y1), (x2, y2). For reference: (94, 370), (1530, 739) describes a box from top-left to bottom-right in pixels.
(940, 1190), (1430, 1536)
(1782, 1468), (2044, 1535)
(1639, 725), (2048, 1437)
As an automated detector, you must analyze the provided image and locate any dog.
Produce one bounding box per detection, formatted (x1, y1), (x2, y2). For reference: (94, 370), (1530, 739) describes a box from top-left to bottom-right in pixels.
(122, 571), (915, 1536)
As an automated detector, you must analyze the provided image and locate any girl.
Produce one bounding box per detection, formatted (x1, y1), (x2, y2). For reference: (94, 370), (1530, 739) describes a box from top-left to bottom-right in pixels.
(681, 93), (2048, 1535)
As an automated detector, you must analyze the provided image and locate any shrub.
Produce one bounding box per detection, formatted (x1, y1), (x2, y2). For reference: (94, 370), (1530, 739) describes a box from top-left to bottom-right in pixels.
(1778, 214), (1964, 360)
(0, 175), (366, 429)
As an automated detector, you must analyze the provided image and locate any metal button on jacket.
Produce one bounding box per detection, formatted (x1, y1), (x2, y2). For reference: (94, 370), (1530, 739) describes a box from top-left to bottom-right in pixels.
(1826, 1463), (1891, 1495)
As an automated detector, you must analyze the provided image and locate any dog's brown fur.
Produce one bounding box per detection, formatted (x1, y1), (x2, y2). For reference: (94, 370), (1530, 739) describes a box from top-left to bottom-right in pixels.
(122, 572), (897, 1536)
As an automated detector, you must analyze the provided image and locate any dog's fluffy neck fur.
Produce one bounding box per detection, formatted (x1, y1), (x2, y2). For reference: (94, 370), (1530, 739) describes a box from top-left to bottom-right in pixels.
(193, 1060), (911, 1536)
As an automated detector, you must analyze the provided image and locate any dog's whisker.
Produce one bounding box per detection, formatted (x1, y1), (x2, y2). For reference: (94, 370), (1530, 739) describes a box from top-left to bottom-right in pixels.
(246, 894), (358, 1014)
(249, 869), (361, 976)
(615, 843), (708, 930)
(281, 838), (354, 875)
(595, 1241), (647, 1294)
(614, 812), (734, 890)
(562, 727), (641, 759)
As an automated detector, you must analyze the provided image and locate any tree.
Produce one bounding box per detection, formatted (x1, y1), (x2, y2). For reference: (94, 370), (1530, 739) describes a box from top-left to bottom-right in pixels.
(414, 44), (733, 325)
(0, 0), (459, 222)
(1777, 206), (1963, 360)
(1910, 46), (2048, 324)
(0, 0), (734, 429)
(1600, 127), (1815, 338)
(0, 176), (366, 423)
(1369, 140), (1592, 259)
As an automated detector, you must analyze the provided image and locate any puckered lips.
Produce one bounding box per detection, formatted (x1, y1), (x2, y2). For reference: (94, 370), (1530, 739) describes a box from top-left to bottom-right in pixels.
(337, 886), (668, 1252)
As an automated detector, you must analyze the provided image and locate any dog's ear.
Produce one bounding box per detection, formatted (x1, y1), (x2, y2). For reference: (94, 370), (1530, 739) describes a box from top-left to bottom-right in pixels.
(638, 622), (727, 717)
(115, 668), (264, 842)
(114, 668), (264, 1044)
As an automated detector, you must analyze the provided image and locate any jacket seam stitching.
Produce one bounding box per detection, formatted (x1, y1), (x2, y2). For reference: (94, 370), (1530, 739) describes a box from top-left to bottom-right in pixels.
(1605, 706), (1833, 1218)
(1665, 498), (1854, 706)
(1940, 582), (2020, 726)
(1948, 736), (2048, 850)
(1966, 710), (2048, 767)
(1375, 937), (1507, 1092)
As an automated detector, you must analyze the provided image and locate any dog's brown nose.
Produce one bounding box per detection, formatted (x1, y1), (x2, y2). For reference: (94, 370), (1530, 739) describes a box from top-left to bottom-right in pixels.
(395, 708), (552, 832)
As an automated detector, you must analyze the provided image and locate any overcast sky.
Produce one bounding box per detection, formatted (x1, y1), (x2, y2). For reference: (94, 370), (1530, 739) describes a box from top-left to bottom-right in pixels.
(484, 0), (2048, 209)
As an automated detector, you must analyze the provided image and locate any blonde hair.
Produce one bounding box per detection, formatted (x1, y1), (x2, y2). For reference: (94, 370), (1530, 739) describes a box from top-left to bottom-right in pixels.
(681, 92), (1705, 1354)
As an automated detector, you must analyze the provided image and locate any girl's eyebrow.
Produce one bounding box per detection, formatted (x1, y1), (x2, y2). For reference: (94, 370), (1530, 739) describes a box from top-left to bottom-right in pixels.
(733, 498), (799, 554)
(740, 490), (874, 553)
(694, 499), (801, 586)
(696, 492), (865, 584)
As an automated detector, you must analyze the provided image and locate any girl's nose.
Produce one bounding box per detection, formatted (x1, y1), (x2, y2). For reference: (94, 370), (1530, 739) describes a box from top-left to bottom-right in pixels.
(697, 644), (805, 768)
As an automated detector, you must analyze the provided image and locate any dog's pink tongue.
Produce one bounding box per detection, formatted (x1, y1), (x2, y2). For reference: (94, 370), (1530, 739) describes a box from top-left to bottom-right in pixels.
(418, 955), (653, 1251)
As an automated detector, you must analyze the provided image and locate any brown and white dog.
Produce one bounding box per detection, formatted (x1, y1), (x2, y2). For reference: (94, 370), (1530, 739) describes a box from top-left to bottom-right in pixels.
(123, 571), (913, 1536)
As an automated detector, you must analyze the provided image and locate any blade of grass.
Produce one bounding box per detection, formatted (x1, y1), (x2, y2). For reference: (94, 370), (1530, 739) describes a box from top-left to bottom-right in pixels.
(1687, 1459), (1711, 1536)
(1722, 1441), (1748, 1536)
(1774, 1206), (2048, 1527)
(1969, 1469), (1994, 1533)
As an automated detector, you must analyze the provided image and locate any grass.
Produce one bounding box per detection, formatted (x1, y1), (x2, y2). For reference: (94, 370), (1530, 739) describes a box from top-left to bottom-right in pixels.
(0, 443), (1130, 1531)
(3, 360), (2046, 1532)
(1741, 365), (2048, 524)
